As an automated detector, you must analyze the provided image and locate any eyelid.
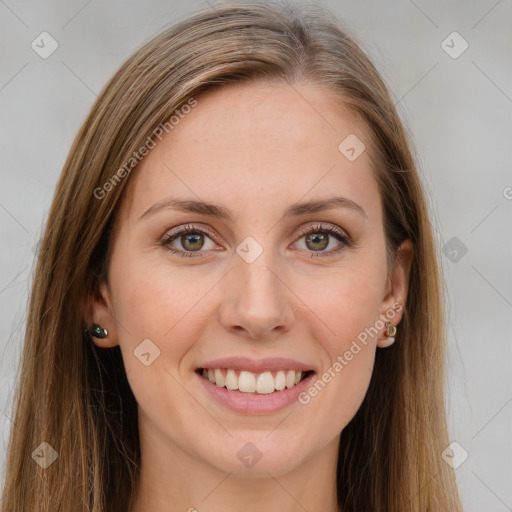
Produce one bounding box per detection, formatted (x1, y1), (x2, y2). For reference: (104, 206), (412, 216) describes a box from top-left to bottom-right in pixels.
(164, 223), (230, 249)
(295, 223), (351, 243)
(162, 222), (350, 242)
(158, 224), (219, 260)
(163, 223), (218, 240)
(160, 221), (353, 257)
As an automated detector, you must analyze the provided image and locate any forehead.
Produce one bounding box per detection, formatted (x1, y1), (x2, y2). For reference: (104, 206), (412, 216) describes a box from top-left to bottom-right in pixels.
(117, 81), (381, 225)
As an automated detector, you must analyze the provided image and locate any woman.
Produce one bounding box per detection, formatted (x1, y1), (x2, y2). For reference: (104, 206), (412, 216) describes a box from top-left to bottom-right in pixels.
(0, 1), (463, 511)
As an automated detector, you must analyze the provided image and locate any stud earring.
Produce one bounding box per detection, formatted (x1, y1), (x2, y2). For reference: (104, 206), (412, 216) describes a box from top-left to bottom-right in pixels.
(379, 321), (397, 348)
(84, 324), (108, 339)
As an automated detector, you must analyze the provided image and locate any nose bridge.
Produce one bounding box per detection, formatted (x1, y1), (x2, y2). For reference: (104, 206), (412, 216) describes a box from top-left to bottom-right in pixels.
(244, 252), (278, 293)
(237, 243), (283, 313)
(220, 237), (293, 338)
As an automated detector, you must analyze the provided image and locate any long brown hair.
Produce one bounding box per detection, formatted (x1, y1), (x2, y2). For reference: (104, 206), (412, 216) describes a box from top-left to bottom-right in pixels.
(1, 2), (462, 510)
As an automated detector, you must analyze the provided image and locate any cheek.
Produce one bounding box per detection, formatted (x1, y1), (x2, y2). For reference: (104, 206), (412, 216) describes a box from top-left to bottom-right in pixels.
(299, 283), (378, 438)
(297, 258), (386, 350)
(293, 257), (385, 429)
(109, 250), (219, 368)
(306, 346), (375, 440)
(108, 254), (211, 425)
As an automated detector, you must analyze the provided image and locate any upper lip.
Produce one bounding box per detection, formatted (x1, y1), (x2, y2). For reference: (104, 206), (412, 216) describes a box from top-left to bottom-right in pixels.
(197, 356), (316, 374)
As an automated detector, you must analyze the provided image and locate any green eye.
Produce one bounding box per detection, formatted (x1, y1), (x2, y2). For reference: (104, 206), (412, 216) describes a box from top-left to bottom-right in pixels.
(160, 223), (352, 259)
(161, 225), (216, 258)
(295, 224), (352, 257)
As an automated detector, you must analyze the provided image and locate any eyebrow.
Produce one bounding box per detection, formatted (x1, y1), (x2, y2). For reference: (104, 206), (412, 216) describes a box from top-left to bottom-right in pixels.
(137, 195), (367, 222)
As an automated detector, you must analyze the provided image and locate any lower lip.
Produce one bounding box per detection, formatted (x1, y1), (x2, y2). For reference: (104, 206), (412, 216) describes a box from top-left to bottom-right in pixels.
(196, 371), (315, 414)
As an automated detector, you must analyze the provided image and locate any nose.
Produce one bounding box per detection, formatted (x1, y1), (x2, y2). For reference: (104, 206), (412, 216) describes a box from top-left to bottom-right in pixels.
(218, 255), (294, 341)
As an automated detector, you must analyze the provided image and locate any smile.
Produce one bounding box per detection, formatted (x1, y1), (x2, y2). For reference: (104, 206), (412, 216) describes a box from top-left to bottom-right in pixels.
(197, 368), (314, 394)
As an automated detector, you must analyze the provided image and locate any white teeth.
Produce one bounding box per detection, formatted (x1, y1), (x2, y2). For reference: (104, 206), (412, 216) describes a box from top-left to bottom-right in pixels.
(238, 371), (256, 392)
(225, 369), (238, 390)
(214, 368), (225, 387)
(285, 370), (295, 389)
(256, 371), (275, 394)
(201, 368), (306, 394)
(275, 370), (286, 391)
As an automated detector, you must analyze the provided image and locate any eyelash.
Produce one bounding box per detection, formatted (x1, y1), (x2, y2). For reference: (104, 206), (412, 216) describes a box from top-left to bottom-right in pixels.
(159, 223), (353, 259)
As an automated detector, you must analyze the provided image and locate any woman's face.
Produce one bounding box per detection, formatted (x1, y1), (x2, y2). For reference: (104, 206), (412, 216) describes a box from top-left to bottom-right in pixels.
(91, 81), (412, 477)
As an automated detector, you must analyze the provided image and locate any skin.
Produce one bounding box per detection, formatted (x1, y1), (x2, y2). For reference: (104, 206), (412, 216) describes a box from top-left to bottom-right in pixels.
(87, 81), (413, 512)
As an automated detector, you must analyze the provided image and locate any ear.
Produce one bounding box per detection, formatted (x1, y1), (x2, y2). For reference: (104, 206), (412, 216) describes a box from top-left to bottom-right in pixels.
(377, 239), (414, 347)
(82, 280), (119, 348)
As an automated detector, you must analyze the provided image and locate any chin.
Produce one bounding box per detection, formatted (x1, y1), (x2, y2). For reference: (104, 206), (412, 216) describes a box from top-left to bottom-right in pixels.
(201, 436), (308, 478)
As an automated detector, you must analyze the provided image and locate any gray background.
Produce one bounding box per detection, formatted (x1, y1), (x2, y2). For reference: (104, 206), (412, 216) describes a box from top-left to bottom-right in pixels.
(1, 1), (511, 510)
